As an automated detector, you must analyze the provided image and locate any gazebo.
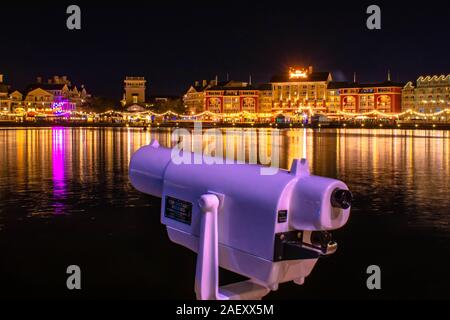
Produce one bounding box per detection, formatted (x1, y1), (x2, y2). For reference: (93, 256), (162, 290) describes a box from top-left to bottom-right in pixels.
(126, 104), (146, 112)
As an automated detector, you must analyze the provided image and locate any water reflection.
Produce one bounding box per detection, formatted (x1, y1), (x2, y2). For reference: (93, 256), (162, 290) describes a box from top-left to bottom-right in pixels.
(52, 128), (66, 215)
(0, 127), (449, 235)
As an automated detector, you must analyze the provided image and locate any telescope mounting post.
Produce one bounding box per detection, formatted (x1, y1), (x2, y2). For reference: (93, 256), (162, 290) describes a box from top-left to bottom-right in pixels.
(195, 192), (270, 300)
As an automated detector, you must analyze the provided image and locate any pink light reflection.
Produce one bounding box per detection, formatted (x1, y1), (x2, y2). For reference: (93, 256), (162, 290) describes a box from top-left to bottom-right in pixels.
(52, 127), (67, 215)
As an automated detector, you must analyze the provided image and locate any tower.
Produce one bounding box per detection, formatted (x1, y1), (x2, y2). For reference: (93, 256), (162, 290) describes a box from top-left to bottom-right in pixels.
(124, 77), (146, 106)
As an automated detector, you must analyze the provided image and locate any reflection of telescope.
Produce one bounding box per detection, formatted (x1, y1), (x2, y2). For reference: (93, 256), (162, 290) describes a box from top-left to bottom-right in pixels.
(129, 140), (352, 300)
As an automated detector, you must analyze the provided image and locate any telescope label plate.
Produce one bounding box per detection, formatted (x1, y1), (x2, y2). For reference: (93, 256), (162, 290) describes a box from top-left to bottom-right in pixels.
(277, 210), (288, 223)
(165, 196), (193, 225)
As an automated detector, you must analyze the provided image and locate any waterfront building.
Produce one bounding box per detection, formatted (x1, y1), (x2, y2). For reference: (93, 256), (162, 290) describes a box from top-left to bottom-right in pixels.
(184, 67), (339, 117)
(183, 68), (330, 117)
(184, 80), (213, 114)
(257, 83), (273, 113)
(0, 75), (27, 113)
(270, 66), (332, 114)
(0, 74), (11, 112)
(42, 75), (89, 108)
(122, 76), (146, 106)
(402, 75), (450, 113)
(204, 80), (259, 114)
(24, 88), (55, 110)
(184, 79), (262, 115)
(9, 90), (24, 111)
(24, 76), (88, 111)
(326, 83), (342, 114)
(24, 85), (76, 111)
(183, 68), (450, 120)
(326, 77), (404, 114)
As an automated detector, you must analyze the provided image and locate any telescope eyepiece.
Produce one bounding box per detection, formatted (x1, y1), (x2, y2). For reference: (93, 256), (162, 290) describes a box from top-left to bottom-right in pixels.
(331, 188), (353, 210)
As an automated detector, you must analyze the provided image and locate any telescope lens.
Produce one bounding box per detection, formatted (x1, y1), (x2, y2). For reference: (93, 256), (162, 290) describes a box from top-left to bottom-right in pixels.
(331, 188), (353, 209)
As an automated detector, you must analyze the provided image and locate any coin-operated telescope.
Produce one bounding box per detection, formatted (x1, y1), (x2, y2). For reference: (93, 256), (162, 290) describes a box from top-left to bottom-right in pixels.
(129, 140), (352, 300)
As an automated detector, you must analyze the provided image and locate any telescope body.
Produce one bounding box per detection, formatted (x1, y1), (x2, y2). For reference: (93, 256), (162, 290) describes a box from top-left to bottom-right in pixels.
(129, 141), (351, 293)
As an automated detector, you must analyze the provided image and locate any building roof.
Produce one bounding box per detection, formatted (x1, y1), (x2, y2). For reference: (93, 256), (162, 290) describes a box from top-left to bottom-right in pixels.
(270, 72), (331, 83)
(126, 104), (146, 112)
(327, 81), (405, 89)
(192, 85), (207, 92)
(26, 83), (67, 92)
(404, 81), (416, 88)
(257, 83), (272, 90)
(189, 82), (217, 93)
(327, 81), (358, 89)
(8, 88), (22, 95)
(207, 85), (258, 91)
(206, 80), (259, 91)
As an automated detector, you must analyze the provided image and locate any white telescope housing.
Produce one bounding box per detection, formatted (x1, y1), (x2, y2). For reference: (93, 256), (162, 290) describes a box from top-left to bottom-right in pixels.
(129, 140), (352, 300)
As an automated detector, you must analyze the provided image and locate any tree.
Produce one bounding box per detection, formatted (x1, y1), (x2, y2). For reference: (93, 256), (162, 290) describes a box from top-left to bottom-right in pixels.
(152, 98), (186, 114)
(82, 96), (119, 113)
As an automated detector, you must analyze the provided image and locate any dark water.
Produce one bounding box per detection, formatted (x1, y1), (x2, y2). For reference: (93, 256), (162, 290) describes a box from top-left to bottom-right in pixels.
(0, 127), (449, 299)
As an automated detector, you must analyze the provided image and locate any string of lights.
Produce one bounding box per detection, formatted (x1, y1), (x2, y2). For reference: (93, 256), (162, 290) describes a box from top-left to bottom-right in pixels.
(97, 109), (286, 119)
(336, 108), (450, 118)
(2, 108), (450, 119)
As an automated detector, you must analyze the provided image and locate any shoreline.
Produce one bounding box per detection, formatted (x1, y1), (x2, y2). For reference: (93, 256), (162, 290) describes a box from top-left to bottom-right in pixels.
(1, 120), (450, 130)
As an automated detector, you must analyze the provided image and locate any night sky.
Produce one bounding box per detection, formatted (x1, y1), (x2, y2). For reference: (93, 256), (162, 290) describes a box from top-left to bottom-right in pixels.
(1, 1), (449, 99)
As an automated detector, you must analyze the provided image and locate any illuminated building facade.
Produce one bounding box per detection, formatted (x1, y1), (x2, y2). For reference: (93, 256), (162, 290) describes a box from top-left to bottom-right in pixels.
(0, 74), (11, 112)
(258, 83), (273, 113)
(24, 76), (88, 111)
(0, 74), (89, 113)
(402, 75), (450, 113)
(205, 81), (258, 114)
(326, 79), (404, 114)
(9, 90), (24, 111)
(183, 69), (448, 119)
(122, 77), (146, 106)
(24, 88), (55, 110)
(184, 67), (332, 116)
(184, 80), (213, 114)
(184, 80), (273, 116)
(270, 66), (332, 114)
